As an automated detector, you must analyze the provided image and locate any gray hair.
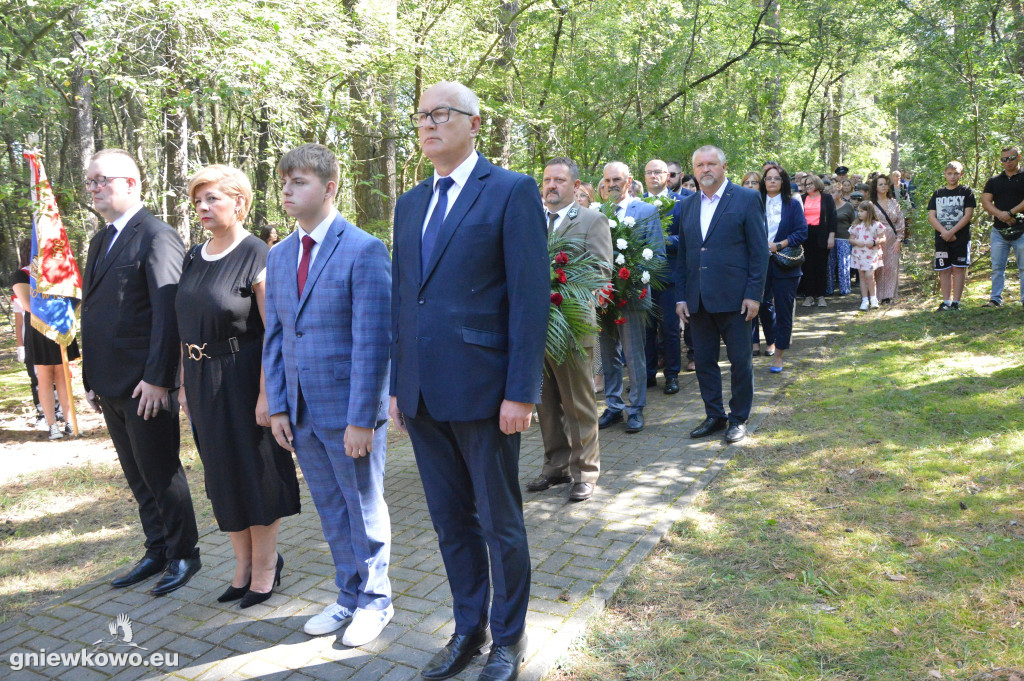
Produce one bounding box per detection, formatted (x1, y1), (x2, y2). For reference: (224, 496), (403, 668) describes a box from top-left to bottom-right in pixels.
(603, 161), (630, 177)
(691, 145), (727, 166)
(426, 81), (480, 116)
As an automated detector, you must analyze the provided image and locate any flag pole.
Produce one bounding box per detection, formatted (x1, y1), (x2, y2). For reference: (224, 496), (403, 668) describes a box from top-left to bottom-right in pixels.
(60, 344), (80, 436)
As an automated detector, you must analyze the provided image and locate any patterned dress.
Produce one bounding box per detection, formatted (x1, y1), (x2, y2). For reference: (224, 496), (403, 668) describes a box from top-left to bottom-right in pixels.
(873, 198), (906, 299)
(850, 221), (886, 271)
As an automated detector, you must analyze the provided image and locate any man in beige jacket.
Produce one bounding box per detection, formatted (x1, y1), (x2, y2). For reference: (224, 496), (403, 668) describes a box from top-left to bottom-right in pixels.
(527, 157), (613, 502)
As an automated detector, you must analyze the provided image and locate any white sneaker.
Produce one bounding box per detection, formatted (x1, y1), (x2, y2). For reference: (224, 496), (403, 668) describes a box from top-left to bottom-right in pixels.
(341, 605), (394, 647)
(802, 296), (815, 307)
(859, 298), (869, 311)
(304, 602), (355, 636)
(33, 415), (49, 431)
(816, 296), (827, 307)
(869, 297), (880, 309)
(48, 424), (63, 440)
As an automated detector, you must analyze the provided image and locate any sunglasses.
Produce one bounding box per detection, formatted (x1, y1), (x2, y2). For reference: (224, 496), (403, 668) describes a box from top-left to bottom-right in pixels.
(1002, 154), (1019, 163)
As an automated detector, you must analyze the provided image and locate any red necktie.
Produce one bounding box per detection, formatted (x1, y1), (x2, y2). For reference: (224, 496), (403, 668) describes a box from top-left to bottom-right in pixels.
(297, 235), (315, 296)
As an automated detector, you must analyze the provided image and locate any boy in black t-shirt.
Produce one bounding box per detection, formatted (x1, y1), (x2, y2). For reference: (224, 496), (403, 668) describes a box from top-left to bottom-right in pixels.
(927, 161), (976, 310)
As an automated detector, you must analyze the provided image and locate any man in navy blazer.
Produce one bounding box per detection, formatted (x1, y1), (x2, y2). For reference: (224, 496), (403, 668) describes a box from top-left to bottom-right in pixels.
(389, 81), (549, 681)
(675, 145), (768, 444)
(642, 158), (694, 395)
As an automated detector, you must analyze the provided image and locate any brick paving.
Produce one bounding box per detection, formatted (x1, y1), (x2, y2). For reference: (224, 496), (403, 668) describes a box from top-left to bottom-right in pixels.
(0, 308), (842, 681)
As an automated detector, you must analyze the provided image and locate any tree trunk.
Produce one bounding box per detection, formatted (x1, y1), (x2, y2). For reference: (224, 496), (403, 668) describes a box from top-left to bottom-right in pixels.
(252, 103), (272, 230)
(487, 2), (518, 167)
(828, 77), (843, 168)
(71, 31), (98, 235)
(161, 22), (190, 244)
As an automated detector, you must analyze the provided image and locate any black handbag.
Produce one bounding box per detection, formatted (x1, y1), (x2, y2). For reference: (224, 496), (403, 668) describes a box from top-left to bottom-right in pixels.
(771, 245), (805, 269)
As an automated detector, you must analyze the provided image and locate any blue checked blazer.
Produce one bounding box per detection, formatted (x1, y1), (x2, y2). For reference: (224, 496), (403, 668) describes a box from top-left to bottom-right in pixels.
(263, 213), (391, 430)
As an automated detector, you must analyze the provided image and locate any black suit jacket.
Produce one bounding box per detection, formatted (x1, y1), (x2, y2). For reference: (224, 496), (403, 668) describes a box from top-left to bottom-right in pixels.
(81, 207), (185, 397)
(801, 192), (838, 249)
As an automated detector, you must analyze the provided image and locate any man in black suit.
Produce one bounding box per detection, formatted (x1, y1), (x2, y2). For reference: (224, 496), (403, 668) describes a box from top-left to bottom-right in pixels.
(82, 149), (200, 596)
(675, 145), (768, 444)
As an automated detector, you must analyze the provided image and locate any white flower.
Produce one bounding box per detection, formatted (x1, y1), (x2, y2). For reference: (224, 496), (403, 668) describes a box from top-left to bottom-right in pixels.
(616, 238), (628, 250)
(641, 271), (651, 284)
(622, 216), (636, 227)
(642, 248), (654, 260)
(591, 202), (602, 211)
(654, 198), (663, 207)
(615, 253), (626, 265)
(608, 219), (617, 228)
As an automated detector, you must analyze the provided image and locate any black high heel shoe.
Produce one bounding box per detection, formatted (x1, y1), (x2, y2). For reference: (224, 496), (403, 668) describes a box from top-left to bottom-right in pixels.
(239, 554), (283, 609)
(217, 580), (251, 603)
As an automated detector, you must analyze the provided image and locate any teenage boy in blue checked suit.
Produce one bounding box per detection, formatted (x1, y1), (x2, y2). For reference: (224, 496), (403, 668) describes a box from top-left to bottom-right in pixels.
(263, 144), (393, 647)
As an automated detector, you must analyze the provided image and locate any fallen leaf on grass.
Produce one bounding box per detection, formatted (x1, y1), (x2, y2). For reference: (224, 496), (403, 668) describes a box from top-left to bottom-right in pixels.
(928, 671), (942, 679)
(885, 573), (908, 581)
(784, 573), (797, 580)
(891, 626), (902, 636)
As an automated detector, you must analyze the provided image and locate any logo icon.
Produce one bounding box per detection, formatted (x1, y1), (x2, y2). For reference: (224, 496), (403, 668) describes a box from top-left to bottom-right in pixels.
(92, 614), (149, 650)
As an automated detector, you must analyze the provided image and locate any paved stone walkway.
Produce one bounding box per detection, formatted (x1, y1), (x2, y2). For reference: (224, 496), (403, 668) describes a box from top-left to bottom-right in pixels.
(1, 307), (843, 681)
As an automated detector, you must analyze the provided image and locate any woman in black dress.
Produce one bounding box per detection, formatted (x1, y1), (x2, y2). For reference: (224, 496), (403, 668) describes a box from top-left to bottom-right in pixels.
(177, 165), (300, 608)
(11, 237), (79, 440)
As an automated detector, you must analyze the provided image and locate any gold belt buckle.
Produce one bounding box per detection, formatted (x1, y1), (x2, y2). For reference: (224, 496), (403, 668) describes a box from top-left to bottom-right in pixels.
(186, 343), (209, 361)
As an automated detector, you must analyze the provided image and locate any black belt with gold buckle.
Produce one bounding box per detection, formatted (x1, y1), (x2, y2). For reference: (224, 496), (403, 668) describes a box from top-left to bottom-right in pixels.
(183, 333), (259, 361)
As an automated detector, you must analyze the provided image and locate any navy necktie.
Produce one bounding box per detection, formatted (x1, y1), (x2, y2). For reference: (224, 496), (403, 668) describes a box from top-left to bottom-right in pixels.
(422, 176), (455, 277)
(93, 224), (117, 275)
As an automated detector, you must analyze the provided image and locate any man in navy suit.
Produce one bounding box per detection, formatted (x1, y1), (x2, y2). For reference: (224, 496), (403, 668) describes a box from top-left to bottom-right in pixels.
(675, 145), (768, 444)
(389, 81), (549, 681)
(642, 158), (693, 395)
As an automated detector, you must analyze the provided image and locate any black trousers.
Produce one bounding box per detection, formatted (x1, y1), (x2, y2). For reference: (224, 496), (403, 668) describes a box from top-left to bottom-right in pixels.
(405, 397), (530, 646)
(101, 392), (199, 560)
(645, 285), (682, 380)
(803, 240), (830, 297)
(690, 304), (755, 424)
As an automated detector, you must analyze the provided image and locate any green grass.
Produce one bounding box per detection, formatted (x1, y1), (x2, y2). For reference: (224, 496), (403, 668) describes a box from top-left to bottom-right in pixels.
(557, 274), (1024, 681)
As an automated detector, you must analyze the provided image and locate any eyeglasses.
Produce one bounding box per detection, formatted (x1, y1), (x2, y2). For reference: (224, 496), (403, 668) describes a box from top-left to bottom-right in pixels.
(1002, 154), (1019, 163)
(645, 170), (667, 176)
(84, 176), (130, 190)
(409, 106), (475, 128)
(764, 176), (781, 182)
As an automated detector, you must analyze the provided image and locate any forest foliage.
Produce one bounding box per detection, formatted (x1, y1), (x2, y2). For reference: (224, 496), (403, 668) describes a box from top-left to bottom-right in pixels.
(2, 0), (1023, 271)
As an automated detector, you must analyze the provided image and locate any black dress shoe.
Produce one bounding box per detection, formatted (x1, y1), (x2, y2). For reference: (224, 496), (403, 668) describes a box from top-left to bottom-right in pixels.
(151, 554), (201, 597)
(597, 409), (623, 429)
(568, 482), (594, 502)
(525, 474), (572, 492)
(646, 376), (658, 388)
(111, 555), (167, 588)
(422, 628), (491, 680)
(625, 412), (644, 433)
(477, 634), (527, 681)
(240, 553), (284, 609)
(689, 416), (728, 439)
(725, 422), (748, 443)
(663, 377), (679, 395)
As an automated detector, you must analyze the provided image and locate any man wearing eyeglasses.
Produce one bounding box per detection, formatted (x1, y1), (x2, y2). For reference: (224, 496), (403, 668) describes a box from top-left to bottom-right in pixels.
(80, 149), (200, 597)
(390, 81), (548, 681)
(642, 159), (692, 395)
(981, 146), (1024, 308)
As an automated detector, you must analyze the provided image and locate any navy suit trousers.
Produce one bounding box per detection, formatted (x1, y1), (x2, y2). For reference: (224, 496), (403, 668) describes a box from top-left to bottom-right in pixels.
(644, 285), (682, 380)
(690, 304), (755, 424)
(405, 399), (530, 646)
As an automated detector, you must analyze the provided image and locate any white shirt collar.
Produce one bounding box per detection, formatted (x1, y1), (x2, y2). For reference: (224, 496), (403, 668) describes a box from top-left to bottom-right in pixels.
(433, 151), (479, 192)
(617, 195), (634, 211)
(302, 207), (338, 244)
(656, 188), (672, 197)
(547, 202), (574, 219)
(109, 203), (144, 231)
(700, 180), (729, 203)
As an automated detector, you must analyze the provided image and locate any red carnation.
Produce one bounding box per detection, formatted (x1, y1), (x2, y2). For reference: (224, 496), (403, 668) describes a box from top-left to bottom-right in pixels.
(554, 251), (570, 265)
(550, 292), (563, 306)
(618, 267), (630, 280)
(639, 288), (647, 300)
(555, 268), (567, 284)
(617, 298), (627, 307)
(614, 317), (626, 325)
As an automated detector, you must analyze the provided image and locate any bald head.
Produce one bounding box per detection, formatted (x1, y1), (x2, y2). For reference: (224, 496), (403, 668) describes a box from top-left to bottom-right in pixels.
(644, 159), (669, 195)
(86, 149), (142, 222)
(416, 81), (482, 175)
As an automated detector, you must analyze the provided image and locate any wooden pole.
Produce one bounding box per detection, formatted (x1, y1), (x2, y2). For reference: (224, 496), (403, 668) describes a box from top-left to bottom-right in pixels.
(60, 344), (79, 436)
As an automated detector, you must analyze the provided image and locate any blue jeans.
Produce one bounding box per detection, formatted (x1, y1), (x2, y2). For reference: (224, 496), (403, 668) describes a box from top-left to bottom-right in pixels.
(990, 228), (1024, 304)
